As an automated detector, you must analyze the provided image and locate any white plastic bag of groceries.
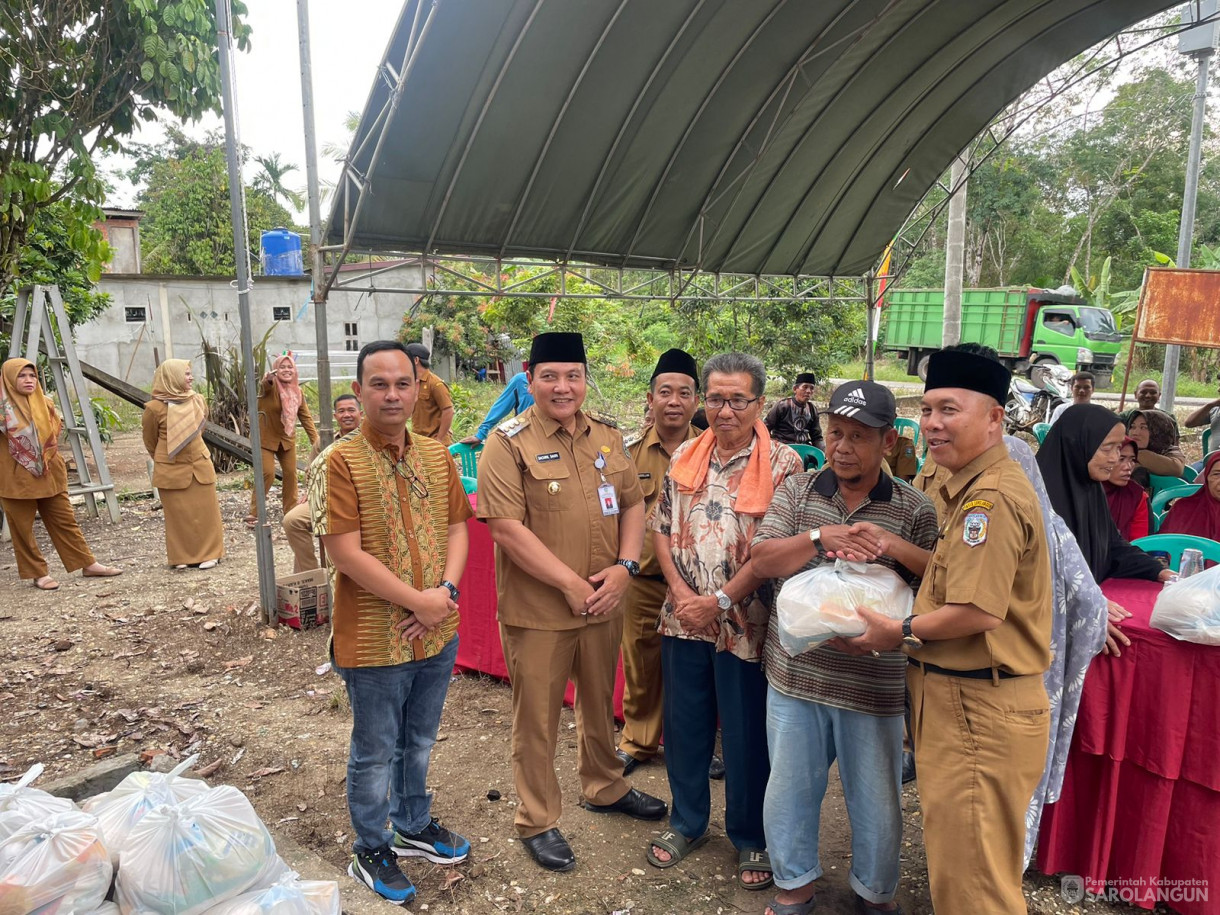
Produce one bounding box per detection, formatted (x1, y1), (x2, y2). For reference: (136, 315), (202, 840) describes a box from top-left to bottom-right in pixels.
(776, 559), (914, 656)
(115, 784), (278, 915)
(0, 808), (113, 915)
(82, 753), (211, 868)
(0, 762), (78, 830)
(1151, 564), (1220, 646)
(203, 870), (341, 915)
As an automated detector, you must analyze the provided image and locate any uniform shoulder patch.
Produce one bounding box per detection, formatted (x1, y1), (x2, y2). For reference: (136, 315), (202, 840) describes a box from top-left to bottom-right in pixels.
(588, 411), (619, 429)
(624, 431), (644, 450)
(963, 498), (994, 512)
(963, 511), (989, 548)
(496, 416), (529, 438)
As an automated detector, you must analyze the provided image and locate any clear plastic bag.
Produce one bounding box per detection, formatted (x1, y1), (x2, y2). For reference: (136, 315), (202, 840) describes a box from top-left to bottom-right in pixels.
(1150, 563), (1220, 645)
(81, 754), (211, 868)
(115, 785), (277, 915)
(775, 559), (915, 656)
(202, 870), (341, 915)
(0, 808), (113, 915)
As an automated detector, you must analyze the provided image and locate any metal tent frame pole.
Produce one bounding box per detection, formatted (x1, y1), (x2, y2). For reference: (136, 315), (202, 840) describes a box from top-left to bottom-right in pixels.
(215, 0), (277, 621)
(298, 0), (333, 446)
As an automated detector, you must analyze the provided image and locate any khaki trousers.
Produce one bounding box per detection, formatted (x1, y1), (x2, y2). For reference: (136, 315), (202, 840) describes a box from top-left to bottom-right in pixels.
(908, 666), (1049, 915)
(1, 495), (95, 579)
(618, 576), (666, 760)
(500, 618), (630, 837)
(249, 443), (298, 515)
(282, 502), (319, 573)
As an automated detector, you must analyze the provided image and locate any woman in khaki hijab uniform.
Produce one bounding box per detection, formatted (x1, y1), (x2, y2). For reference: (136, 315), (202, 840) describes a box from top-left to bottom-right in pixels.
(246, 352), (318, 525)
(142, 359), (224, 569)
(0, 358), (122, 590)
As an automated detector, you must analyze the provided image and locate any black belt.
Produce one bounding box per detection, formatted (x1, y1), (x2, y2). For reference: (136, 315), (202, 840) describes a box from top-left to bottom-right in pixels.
(908, 658), (1019, 680)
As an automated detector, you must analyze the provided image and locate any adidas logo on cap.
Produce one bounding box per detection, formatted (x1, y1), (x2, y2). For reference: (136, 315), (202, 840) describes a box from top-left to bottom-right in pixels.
(842, 387), (868, 406)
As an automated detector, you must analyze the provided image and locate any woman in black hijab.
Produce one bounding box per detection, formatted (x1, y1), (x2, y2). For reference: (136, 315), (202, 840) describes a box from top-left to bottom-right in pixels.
(1036, 404), (1172, 583)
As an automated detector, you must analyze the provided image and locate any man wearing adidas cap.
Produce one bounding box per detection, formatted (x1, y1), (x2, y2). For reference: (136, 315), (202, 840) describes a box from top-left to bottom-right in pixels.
(751, 380), (938, 915)
(842, 347), (1053, 915)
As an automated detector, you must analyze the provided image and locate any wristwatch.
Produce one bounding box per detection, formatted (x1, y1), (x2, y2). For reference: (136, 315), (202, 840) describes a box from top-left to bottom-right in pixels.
(616, 559), (641, 578)
(808, 527), (823, 552)
(714, 589), (733, 611)
(901, 615), (923, 651)
(440, 580), (460, 602)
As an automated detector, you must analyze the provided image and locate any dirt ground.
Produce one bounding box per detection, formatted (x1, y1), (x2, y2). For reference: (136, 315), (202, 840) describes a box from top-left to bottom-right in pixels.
(0, 430), (1159, 915)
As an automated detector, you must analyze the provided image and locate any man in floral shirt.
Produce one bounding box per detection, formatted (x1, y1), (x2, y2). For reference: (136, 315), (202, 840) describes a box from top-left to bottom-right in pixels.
(646, 352), (803, 889)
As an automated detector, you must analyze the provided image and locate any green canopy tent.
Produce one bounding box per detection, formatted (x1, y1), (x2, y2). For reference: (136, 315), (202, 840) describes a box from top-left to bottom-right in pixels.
(322, 0), (1179, 284)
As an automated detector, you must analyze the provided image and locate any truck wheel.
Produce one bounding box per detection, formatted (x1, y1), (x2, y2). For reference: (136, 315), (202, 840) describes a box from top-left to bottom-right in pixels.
(916, 353), (932, 382)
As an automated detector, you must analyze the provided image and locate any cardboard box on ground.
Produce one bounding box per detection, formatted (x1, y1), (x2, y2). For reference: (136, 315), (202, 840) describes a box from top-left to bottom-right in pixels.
(276, 570), (331, 630)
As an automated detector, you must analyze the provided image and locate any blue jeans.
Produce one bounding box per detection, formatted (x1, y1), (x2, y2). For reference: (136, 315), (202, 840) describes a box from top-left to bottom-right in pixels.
(334, 635), (458, 853)
(661, 636), (769, 850)
(763, 685), (904, 904)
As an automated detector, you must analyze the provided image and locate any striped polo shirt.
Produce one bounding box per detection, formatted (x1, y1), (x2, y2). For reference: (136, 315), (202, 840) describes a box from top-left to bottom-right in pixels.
(751, 469), (938, 716)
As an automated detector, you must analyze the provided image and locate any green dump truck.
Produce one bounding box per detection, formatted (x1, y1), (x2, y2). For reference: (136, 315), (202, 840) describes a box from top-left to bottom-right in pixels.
(882, 287), (1123, 387)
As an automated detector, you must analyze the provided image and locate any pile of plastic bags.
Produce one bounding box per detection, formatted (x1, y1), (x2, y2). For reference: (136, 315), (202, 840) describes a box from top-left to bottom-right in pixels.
(1151, 563), (1220, 645)
(0, 757), (339, 914)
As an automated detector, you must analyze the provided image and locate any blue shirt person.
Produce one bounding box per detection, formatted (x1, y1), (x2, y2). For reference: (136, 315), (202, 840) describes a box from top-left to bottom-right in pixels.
(461, 372), (535, 444)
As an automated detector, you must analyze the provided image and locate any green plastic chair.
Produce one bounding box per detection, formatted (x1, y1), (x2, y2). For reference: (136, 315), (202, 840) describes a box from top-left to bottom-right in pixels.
(1204, 428), (1211, 456)
(789, 444), (825, 471)
(1132, 533), (1220, 567)
(1182, 465), (1199, 483)
(1150, 473), (1191, 496)
(1033, 422), (1051, 445)
(460, 475), (478, 495)
(449, 441), (482, 477)
(1150, 485), (1199, 532)
(894, 417), (920, 448)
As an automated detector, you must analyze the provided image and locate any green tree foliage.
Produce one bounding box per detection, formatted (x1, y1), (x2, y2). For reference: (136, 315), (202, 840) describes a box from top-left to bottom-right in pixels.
(252, 153), (304, 211)
(0, 0), (251, 298)
(132, 129), (296, 275)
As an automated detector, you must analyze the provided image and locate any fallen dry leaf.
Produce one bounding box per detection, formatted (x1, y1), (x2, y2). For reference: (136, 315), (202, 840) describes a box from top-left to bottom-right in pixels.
(203, 621), (220, 631)
(248, 766), (285, 780)
(140, 748), (167, 764)
(224, 655), (254, 670)
(259, 628), (277, 640)
(196, 759), (223, 777)
(92, 746), (117, 759)
(442, 871), (465, 889)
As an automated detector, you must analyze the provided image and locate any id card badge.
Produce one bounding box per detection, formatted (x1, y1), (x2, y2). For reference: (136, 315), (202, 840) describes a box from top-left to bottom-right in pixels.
(598, 483), (620, 516)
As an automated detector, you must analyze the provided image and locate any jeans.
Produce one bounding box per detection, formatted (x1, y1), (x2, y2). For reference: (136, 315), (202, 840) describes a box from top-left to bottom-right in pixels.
(763, 685), (904, 904)
(334, 635), (458, 853)
(661, 636), (769, 850)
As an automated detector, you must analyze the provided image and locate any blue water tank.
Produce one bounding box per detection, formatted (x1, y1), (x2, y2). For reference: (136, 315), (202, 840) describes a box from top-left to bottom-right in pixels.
(261, 228), (304, 276)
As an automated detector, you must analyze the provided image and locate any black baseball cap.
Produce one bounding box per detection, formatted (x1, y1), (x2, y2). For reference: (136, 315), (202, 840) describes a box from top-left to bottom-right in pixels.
(822, 380), (896, 428)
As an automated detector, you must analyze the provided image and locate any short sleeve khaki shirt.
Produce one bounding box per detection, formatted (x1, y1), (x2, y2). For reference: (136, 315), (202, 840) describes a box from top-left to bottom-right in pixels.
(476, 406), (644, 630)
(912, 443), (1052, 676)
(627, 423), (700, 576)
(411, 368), (454, 442)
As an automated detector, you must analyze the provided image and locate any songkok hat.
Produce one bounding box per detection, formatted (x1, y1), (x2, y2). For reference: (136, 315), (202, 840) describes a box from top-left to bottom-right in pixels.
(651, 349), (699, 389)
(823, 380), (896, 428)
(925, 349), (1010, 406)
(794, 372), (817, 387)
(528, 332), (586, 368)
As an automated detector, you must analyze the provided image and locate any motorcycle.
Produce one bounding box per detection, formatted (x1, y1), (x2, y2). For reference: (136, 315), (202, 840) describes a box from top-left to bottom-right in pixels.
(1005, 363), (1071, 434)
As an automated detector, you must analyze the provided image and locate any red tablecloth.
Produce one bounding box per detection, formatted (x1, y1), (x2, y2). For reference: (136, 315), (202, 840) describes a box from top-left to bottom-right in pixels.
(1036, 578), (1220, 913)
(454, 501), (626, 718)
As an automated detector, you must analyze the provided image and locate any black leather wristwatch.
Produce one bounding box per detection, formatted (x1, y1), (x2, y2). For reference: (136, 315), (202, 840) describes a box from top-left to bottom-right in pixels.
(901, 615), (923, 651)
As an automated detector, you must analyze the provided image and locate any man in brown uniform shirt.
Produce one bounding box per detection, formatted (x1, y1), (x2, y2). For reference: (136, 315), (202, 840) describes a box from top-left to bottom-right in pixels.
(617, 349), (701, 774)
(477, 332), (667, 873)
(405, 343), (454, 445)
(846, 347), (1052, 915)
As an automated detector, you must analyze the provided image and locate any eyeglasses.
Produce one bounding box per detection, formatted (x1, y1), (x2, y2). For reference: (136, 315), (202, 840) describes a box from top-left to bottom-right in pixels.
(392, 459), (429, 499)
(704, 395), (761, 412)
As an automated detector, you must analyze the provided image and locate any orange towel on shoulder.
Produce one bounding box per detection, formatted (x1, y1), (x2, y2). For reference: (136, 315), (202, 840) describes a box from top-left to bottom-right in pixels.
(668, 420), (776, 517)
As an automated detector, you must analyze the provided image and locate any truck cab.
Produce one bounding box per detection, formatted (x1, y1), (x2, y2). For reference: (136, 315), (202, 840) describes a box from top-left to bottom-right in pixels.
(1027, 301), (1121, 387)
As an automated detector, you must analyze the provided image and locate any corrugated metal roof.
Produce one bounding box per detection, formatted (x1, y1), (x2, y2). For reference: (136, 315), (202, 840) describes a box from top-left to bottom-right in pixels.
(327, 0), (1176, 277)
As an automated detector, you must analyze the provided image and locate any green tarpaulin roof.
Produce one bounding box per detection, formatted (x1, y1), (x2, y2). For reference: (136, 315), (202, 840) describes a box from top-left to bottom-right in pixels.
(327, 0), (1176, 277)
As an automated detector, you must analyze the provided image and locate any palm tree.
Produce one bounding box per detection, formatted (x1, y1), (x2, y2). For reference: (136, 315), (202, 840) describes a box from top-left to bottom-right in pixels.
(252, 153), (305, 210)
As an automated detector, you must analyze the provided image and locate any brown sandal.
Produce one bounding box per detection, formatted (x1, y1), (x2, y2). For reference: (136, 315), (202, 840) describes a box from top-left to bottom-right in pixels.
(83, 565), (122, 578)
(33, 576), (60, 591)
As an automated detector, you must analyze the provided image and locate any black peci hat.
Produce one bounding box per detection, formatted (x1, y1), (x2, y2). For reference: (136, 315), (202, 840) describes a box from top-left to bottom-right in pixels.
(528, 332), (586, 368)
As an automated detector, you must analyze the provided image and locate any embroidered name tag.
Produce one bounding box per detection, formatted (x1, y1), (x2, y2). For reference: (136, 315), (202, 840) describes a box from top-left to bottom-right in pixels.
(638, 472), (652, 479)
(963, 499), (994, 512)
(536, 452), (561, 463)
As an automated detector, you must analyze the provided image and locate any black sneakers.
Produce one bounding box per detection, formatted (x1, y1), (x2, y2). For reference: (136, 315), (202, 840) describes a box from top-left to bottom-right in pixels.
(349, 847), (416, 905)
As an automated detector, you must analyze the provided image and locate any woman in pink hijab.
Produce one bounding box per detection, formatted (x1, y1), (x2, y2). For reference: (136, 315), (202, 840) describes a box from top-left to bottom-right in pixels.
(247, 352), (318, 526)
